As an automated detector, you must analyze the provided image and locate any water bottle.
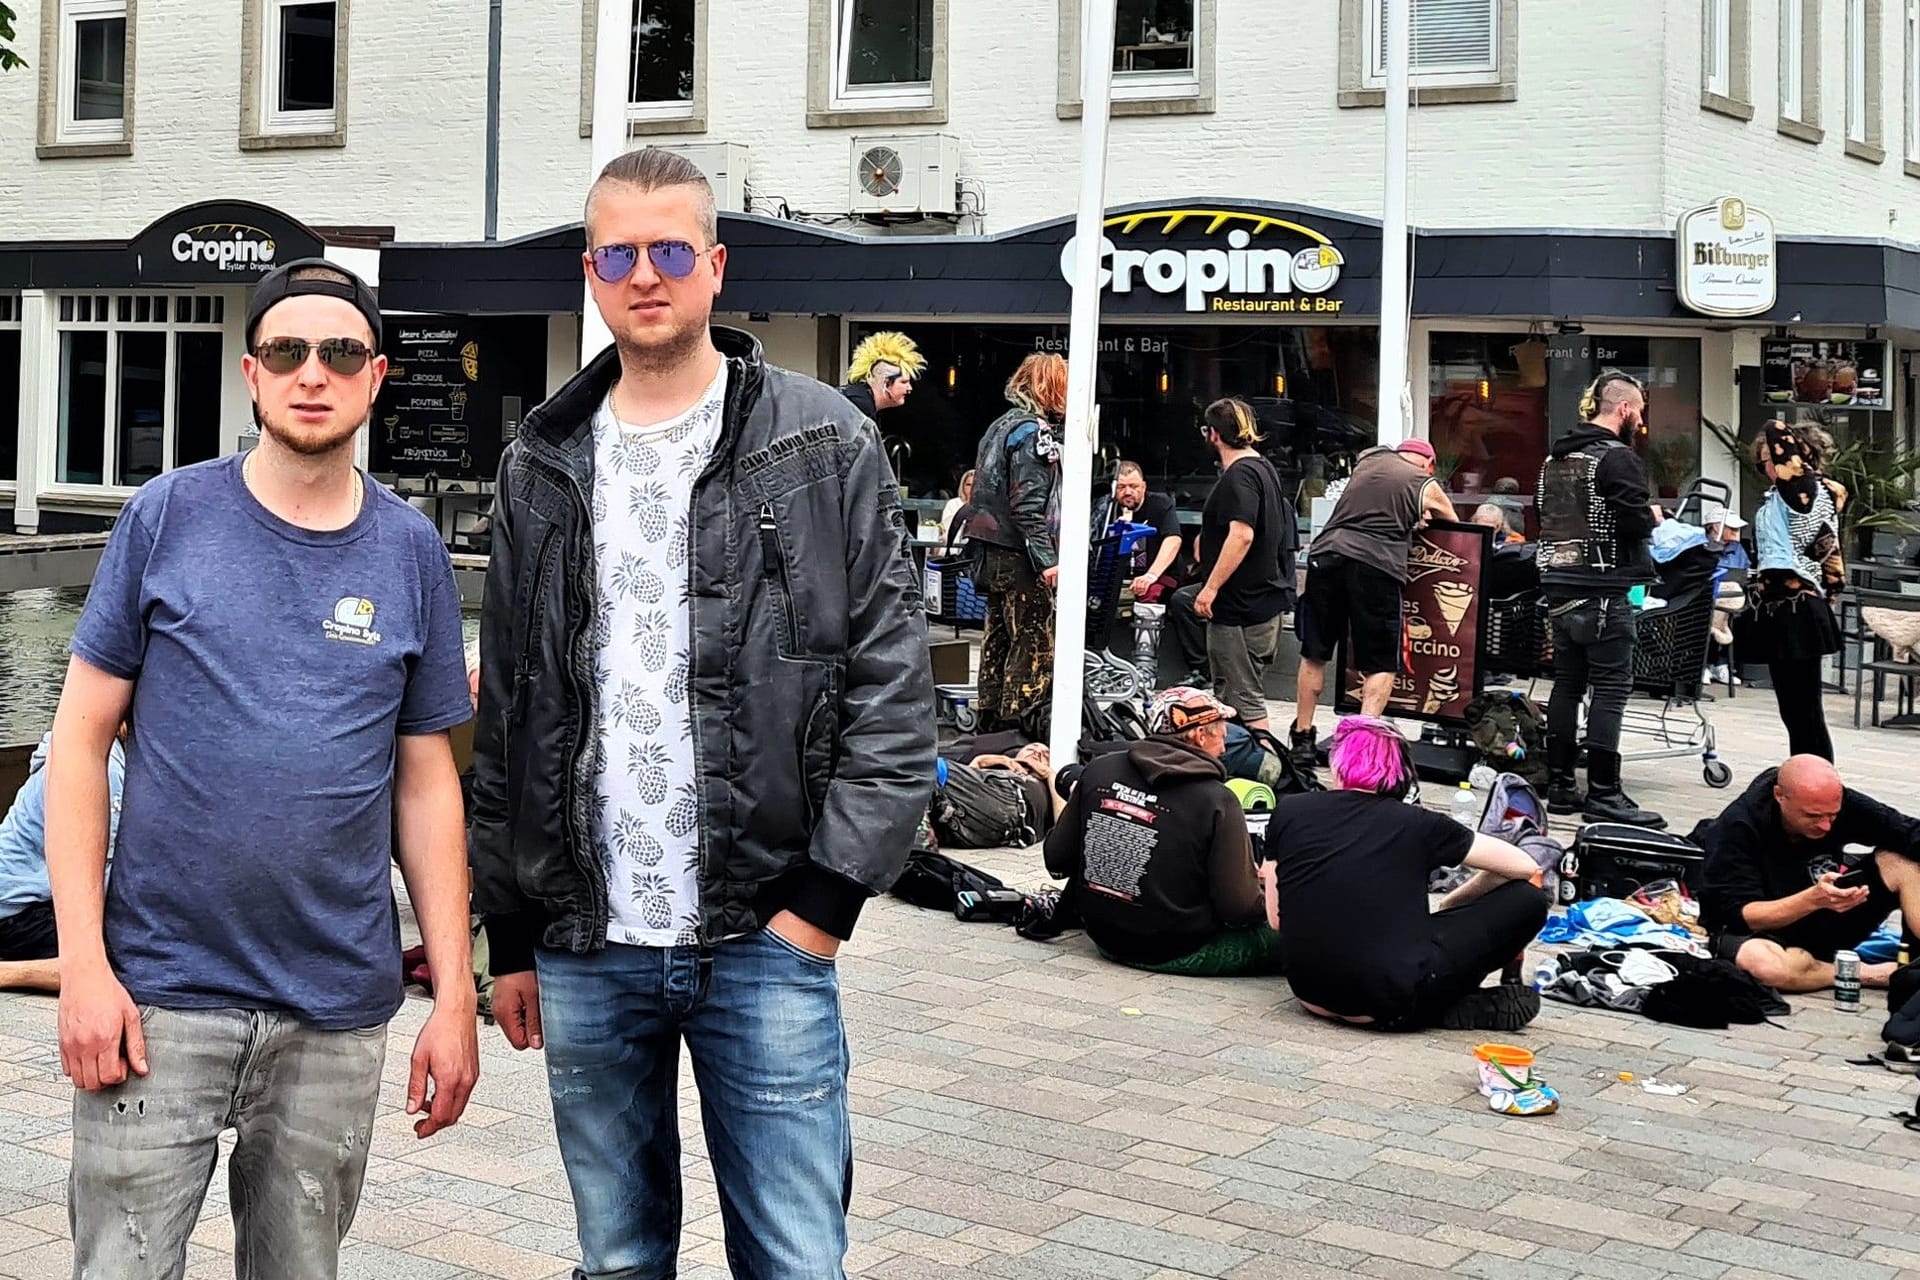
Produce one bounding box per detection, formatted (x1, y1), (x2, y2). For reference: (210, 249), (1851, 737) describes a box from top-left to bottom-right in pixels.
(1533, 956), (1562, 991)
(1450, 781), (1480, 828)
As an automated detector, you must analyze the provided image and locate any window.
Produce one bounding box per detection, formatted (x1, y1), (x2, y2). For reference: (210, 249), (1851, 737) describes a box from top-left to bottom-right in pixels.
(1365, 0), (1498, 90)
(53, 294), (226, 490)
(1909, 0), (1920, 165)
(1851, 0), (1869, 140)
(832, 0), (933, 110)
(0, 296), (20, 485)
(1112, 0), (1199, 99)
(1780, 0), (1803, 121)
(263, 0), (337, 133)
(628, 0), (695, 123)
(1705, 0), (1731, 97)
(38, 0), (134, 156)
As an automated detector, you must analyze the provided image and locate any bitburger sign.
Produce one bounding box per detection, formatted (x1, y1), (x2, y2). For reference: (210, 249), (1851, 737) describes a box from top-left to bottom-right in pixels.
(1059, 207), (1349, 315)
(130, 200), (326, 285)
(1675, 196), (1777, 319)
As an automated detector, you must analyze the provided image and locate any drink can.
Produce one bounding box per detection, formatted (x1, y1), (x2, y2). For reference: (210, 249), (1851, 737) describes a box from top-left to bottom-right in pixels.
(1834, 950), (1861, 1011)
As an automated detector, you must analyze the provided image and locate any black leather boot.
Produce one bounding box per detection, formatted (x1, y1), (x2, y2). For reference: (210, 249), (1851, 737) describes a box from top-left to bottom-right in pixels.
(1582, 749), (1666, 828)
(1289, 724), (1318, 771)
(1545, 737), (1585, 814)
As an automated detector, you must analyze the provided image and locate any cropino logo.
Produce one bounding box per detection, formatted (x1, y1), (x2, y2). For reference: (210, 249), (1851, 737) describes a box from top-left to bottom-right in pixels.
(171, 223), (279, 273)
(1060, 208), (1347, 314)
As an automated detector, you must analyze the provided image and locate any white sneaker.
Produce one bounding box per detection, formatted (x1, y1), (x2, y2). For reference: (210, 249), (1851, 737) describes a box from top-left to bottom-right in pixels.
(1708, 664), (1730, 684)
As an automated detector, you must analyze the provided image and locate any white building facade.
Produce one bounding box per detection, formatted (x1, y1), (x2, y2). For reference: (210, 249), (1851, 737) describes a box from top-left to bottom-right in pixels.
(2, 0), (1918, 533)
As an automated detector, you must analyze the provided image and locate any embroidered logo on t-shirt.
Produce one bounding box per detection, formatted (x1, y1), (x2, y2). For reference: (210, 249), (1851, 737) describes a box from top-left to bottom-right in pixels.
(323, 597), (382, 646)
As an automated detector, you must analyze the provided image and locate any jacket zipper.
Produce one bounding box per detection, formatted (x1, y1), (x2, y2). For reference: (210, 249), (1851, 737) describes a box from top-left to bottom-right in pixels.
(527, 444), (608, 945)
(758, 502), (798, 654)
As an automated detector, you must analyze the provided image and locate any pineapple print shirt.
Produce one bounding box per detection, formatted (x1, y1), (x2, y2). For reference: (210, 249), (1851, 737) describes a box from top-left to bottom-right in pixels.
(589, 360), (727, 946)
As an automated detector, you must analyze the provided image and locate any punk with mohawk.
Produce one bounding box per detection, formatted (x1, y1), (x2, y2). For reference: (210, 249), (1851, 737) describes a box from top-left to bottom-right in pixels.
(840, 331), (925, 419)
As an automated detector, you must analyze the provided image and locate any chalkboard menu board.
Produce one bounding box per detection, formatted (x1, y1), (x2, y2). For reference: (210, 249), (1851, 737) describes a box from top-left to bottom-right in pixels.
(372, 315), (549, 482)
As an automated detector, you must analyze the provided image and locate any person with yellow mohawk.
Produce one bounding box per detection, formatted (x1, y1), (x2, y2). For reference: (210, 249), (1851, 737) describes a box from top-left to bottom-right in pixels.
(839, 331), (925, 420)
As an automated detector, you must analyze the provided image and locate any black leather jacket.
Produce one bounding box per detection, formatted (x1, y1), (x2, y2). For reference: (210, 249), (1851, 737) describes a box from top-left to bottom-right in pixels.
(961, 407), (1061, 569)
(469, 328), (935, 974)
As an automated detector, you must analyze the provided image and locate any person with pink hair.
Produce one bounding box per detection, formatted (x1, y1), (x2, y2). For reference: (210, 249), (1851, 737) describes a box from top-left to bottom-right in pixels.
(1264, 716), (1549, 1031)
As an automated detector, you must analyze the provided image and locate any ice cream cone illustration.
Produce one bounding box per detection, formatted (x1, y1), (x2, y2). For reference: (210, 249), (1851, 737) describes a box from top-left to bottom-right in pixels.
(1423, 664), (1460, 714)
(1432, 582), (1475, 635)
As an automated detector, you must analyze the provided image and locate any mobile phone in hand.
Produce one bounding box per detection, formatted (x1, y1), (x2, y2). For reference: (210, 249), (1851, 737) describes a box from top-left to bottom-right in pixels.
(1833, 866), (1874, 890)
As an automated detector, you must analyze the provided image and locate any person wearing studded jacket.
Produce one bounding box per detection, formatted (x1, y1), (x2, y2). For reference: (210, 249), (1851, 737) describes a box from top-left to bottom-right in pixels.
(468, 149), (934, 1277)
(1535, 370), (1665, 829)
(962, 353), (1068, 736)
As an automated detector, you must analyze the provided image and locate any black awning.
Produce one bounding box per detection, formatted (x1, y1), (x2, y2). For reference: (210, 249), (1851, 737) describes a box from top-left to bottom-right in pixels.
(0, 200), (328, 290)
(372, 199), (1920, 328)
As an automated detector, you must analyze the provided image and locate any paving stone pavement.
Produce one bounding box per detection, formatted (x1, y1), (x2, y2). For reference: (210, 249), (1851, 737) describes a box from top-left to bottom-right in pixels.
(5, 681), (1920, 1279)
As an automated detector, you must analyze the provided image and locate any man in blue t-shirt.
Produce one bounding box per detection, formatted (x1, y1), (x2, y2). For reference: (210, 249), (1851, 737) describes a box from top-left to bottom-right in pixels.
(46, 259), (479, 1279)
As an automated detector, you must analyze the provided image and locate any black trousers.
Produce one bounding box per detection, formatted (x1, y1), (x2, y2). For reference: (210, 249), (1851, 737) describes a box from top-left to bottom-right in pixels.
(1767, 657), (1834, 762)
(1547, 594), (1636, 755)
(1382, 881), (1550, 1029)
(1159, 583), (1209, 686)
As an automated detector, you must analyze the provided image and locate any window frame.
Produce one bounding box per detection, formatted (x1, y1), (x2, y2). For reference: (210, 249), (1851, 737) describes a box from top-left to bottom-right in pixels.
(239, 0), (349, 150)
(578, 0), (709, 137)
(1058, 0), (1216, 117)
(35, 0), (136, 159)
(625, 0), (699, 125)
(1699, 0), (1753, 120)
(1780, 0), (1803, 120)
(262, 0), (339, 135)
(1337, 0), (1517, 108)
(0, 294), (21, 488)
(59, 0), (129, 142)
(1363, 0), (1499, 91)
(1908, 0), (1920, 172)
(806, 0), (947, 128)
(49, 294), (227, 495)
(1847, 0), (1886, 161)
(830, 0), (935, 112)
(1705, 0), (1732, 98)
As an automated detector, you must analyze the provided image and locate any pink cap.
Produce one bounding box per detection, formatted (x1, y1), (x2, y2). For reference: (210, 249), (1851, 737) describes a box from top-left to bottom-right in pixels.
(1395, 439), (1437, 461)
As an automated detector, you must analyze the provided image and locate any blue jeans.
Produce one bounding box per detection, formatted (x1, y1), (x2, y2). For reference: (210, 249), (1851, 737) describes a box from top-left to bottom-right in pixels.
(69, 1006), (386, 1280)
(536, 928), (853, 1279)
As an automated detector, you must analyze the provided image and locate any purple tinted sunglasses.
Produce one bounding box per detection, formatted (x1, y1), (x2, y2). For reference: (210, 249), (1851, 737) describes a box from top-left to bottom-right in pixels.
(590, 240), (704, 283)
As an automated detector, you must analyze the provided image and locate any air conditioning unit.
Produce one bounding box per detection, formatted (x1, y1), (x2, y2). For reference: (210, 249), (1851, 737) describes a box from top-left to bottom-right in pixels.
(849, 134), (962, 217)
(656, 141), (749, 212)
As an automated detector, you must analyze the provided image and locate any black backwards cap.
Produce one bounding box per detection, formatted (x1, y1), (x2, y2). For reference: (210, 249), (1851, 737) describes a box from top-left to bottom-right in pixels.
(245, 257), (383, 349)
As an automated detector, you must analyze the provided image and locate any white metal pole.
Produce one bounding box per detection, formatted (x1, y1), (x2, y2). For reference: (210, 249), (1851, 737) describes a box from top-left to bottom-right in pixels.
(1376, 0), (1412, 445)
(1047, 0), (1118, 767)
(582, 0), (632, 366)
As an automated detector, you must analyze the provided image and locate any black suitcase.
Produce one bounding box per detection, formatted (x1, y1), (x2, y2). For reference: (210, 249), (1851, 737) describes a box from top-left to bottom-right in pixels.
(1566, 822), (1707, 902)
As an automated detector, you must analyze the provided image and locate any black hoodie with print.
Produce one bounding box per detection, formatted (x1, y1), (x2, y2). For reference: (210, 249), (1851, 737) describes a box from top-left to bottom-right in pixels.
(1043, 735), (1262, 964)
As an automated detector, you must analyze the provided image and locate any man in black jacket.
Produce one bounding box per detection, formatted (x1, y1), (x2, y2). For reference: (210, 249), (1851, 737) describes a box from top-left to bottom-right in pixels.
(1044, 687), (1283, 976)
(469, 148), (933, 1278)
(1536, 370), (1665, 827)
(837, 331), (923, 421)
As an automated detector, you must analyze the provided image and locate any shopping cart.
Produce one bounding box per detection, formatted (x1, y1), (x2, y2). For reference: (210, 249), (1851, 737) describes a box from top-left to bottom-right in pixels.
(1478, 480), (1733, 790)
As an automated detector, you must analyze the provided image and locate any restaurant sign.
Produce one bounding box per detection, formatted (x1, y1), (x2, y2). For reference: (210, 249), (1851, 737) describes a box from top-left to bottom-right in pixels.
(1675, 197), (1777, 319)
(1337, 522), (1490, 725)
(1059, 208), (1347, 315)
(131, 200), (327, 285)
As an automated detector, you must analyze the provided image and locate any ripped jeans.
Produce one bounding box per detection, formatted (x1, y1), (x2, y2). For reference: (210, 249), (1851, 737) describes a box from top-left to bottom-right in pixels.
(536, 929), (853, 1280)
(69, 1005), (386, 1280)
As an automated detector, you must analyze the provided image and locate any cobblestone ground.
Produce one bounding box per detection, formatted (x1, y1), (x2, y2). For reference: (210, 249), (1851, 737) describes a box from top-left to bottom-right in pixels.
(5, 682), (1920, 1279)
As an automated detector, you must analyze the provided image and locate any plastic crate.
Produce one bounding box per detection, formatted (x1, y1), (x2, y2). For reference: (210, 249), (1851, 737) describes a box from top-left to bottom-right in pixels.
(926, 556), (987, 624)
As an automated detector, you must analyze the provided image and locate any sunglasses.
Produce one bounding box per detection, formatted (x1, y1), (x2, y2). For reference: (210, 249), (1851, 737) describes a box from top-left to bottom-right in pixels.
(590, 240), (705, 284)
(252, 336), (373, 376)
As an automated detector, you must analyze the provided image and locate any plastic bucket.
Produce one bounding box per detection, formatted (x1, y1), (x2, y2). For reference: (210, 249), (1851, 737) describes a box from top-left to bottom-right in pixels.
(1473, 1043), (1535, 1097)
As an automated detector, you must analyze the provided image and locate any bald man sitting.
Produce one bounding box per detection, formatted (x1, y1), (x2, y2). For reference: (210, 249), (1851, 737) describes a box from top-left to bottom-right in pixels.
(1700, 756), (1920, 993)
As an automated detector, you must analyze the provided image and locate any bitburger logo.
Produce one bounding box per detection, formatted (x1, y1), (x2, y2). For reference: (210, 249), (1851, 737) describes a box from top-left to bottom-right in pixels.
(1059, 208), (1346, 314)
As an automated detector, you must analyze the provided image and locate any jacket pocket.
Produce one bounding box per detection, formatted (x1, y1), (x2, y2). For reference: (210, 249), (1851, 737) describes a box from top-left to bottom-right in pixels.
(758, 503), (801, 657)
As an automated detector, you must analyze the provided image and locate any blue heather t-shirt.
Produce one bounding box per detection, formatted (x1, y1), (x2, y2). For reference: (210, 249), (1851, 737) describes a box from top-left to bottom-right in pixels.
(71, 455), (471, 1029)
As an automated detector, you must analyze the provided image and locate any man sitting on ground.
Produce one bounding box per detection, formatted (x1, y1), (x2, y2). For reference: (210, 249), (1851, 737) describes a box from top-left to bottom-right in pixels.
(1269, 716), (1548, 1031)
(0, 726), (127, 991)
(1701, 754), (1920, 993)
(1044, 687), (1282, 976)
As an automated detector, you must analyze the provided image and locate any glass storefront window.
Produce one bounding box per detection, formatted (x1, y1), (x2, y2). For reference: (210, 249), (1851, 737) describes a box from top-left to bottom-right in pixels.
(59, 332), (109, 486)
(848, 321), (1380, 519)
(0, 318), (19, 483)
(1429, 331), (1703, 514)
(54, 293), (226, 489)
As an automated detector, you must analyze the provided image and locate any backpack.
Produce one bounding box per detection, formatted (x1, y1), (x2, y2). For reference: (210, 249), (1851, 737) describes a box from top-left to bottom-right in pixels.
(889, 816), (1011, 911)
(1463, 690), (1550, 789)
(1222, 723), (1323, 795)
(933, 759), (1038, 849)
(1478, 772), (1567, 899)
